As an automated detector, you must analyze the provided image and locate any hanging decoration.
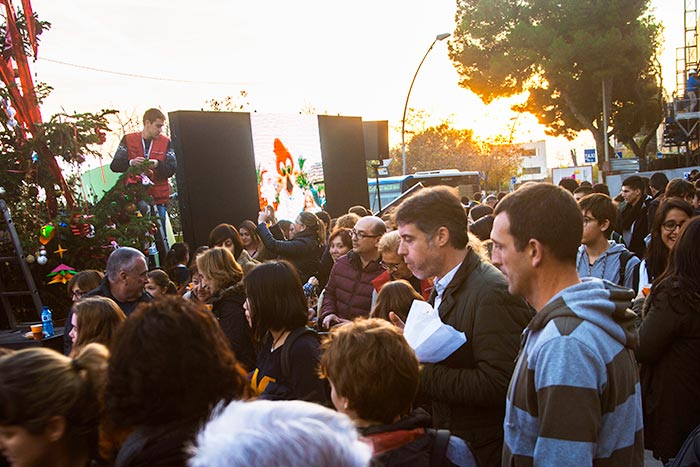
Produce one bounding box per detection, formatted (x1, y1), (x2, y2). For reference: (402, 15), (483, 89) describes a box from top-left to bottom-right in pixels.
(46, 263), (77, 285)
(39, 224), (54, 245)
(53, 244), (67, 259)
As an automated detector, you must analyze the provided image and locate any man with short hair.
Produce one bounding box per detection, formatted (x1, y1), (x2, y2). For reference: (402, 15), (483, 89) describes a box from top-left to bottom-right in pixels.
(111, 108), (177, 252)
(321, 216), (385, 329)
(573, 185), (594, 202)
(84, 247), (152, 315)
(577, 193), (640, 290)
(616, 175), (649, 257)
(394, 186), (531, 467)
(483, 194), (498, 209)
(491, 183), (643, 466)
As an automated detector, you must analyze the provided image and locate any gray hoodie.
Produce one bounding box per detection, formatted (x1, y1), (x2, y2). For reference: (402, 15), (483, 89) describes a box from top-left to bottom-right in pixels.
(576, 241), (640, 290)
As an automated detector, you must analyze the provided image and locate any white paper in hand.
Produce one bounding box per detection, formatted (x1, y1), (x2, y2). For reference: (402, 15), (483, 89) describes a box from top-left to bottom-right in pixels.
(403, 300), (467, 363)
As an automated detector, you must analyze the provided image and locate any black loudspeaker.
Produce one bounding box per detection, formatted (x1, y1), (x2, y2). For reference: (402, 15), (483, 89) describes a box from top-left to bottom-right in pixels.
(318, 115), (371, 217)
(362, 120), (389, 161)
(169, 111), (260, 250)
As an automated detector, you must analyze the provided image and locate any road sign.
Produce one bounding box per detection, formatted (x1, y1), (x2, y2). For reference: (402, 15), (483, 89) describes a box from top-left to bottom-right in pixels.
(584, 149), (596, 163)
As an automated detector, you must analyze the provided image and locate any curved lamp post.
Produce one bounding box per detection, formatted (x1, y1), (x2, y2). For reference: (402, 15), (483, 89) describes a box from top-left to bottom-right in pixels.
(401, 32), (451, 175)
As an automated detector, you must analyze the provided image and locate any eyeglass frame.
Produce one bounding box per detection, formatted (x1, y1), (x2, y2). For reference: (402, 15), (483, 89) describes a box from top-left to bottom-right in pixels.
(349, 228), (381, 240)
(662, 220), (686, 232)
(379, 260), (401, 272)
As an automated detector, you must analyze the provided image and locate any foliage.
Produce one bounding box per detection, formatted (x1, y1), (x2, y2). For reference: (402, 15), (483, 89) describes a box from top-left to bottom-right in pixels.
(389, 112), (524, 191)
(450, 0), (662, 163)
(205, 90), (251, 112)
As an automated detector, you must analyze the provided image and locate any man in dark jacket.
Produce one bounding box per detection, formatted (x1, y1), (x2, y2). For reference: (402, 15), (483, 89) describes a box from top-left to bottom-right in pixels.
(83, 246), (152, 315)
(616, 175), (649, 257)
(321, 216), (385, 329)
(393, 187), (532, 467)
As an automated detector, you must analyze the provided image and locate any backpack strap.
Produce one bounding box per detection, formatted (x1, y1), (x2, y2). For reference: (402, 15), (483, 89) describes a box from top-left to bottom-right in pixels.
(430, 429), (451, 467)
(280, 327), (318, 383)
(618, 249), (633, 288)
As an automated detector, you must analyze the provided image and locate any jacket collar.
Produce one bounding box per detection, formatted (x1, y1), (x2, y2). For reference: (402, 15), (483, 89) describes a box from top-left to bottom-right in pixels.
(430, 248), (479, 321)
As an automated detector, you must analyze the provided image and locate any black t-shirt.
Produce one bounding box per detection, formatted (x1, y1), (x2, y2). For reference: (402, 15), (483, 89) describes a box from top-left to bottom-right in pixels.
(251, 330), (329, 405)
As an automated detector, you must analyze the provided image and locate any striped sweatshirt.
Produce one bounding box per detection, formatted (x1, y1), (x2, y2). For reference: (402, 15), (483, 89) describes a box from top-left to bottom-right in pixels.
(502, 278), (644, 466)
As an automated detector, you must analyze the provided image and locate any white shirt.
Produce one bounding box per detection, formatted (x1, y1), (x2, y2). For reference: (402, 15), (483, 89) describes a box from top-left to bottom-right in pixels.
(433, 262), (462, 311)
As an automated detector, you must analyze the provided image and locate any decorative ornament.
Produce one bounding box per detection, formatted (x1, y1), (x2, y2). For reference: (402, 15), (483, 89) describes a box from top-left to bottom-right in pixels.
(39, 225), (55, 245)
(47, 263), (78, 285)
(54, 244), (68, 260)
(125, 203), (136, 214)
(136, 211), (143, 218)
(0, 186), (5, 196)
(28, 186), (39, 197)
(37, 255), (48, 265)
(25, 254), (35, 264)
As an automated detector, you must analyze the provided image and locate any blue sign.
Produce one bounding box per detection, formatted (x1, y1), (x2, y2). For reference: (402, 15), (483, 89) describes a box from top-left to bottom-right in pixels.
(584, 149), (596, 163)
(615, 151), (623, 159)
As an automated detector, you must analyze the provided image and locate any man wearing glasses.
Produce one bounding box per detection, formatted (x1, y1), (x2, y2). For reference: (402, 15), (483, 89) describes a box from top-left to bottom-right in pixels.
(111, 108), (177, 254)
(320, 216), (386, 330)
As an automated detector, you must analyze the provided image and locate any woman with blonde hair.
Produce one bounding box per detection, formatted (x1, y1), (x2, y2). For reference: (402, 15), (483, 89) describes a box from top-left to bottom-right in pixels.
(197, 247), (256, 371)
(68, 296), (126, 358)
(64, 269), (104, 355)
(0, 343), (110, 466)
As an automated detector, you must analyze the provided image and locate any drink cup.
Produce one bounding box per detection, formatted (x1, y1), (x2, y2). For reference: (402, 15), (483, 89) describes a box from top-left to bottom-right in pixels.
(642, 285), (651, 297)
(30, 324), (43, 340)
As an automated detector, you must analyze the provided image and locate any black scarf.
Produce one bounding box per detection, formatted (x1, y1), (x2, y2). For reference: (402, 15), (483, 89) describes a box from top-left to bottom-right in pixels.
(620, 198), (643, 231)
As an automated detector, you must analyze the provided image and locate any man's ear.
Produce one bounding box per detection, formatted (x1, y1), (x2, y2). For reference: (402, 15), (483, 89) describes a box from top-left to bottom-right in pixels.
(433, 226), (450, 247)
(118, 269), (128, 283)
(45, 415), (66, 443)
(529, 239), (544, 268)
(599, 219), (611, 234)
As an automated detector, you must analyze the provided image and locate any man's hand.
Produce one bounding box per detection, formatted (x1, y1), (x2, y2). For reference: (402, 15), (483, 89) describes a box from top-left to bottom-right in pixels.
(130, 157), (146, 167)
(322, 313), (350, 330)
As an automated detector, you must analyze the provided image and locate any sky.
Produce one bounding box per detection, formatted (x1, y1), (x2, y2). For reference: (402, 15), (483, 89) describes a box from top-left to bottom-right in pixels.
(30, 0), (683, 168)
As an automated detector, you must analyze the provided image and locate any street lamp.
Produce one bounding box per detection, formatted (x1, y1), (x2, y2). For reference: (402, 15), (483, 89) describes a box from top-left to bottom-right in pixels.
(401, 32), (451, 175)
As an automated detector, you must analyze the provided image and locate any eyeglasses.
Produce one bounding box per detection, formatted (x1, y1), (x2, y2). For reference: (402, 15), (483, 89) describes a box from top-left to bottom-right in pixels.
(380, 261), (401, 272)
(582, 216), (598, 226)
(662, 220), (686, 232)
(71, 289), (84, 300)
(350, 229), (381, 240)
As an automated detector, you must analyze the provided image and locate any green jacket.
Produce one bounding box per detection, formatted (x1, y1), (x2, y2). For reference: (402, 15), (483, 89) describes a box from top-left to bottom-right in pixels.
(420, 248), (532, 467)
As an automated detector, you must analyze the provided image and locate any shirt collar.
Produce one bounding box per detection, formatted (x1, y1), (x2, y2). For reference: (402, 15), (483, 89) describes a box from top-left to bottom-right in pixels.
(434, 261), (462, 299)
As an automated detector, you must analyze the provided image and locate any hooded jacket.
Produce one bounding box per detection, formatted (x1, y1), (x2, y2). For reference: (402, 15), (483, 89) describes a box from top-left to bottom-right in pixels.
(576, 241), (641, 290)
(210, 282), (256, 372)
(502, 279), (644, 466)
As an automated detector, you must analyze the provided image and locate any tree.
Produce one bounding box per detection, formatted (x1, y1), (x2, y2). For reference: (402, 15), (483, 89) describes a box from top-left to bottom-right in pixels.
(389, 115), (524, 191)
(450, 0), (662, 165)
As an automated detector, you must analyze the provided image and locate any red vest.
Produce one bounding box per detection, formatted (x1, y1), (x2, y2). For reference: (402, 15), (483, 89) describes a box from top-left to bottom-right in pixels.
(125, 133), (171, 204)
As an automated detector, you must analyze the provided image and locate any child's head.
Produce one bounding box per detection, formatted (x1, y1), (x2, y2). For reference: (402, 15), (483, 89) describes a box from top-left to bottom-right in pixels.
(320, 318), (419, 425)
(578, 193), (617, 244)
(371, 280), (423, 322)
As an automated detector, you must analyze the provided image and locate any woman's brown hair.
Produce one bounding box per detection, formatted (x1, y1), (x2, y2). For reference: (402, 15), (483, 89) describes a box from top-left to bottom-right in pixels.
(371, 280), (423, 322)
(70, 297), (126, 357)
(320, 318), (419, 425)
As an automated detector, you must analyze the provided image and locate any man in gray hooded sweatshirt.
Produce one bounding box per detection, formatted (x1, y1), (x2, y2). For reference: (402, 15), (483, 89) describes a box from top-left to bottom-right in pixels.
(491, 183), (643, 466)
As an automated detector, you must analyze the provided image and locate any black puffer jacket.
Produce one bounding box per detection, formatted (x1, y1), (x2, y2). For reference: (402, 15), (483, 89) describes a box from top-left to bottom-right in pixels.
(257, 223), (323, 283)
(636, 279), (700, 460)
(420, 249), (532, 467)
(210, 282), (256, 372)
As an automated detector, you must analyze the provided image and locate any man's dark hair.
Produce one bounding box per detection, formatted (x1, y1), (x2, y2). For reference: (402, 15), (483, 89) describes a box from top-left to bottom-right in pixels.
(574, 186), (594, 197)
(593, 183), (610, 196)
(649, 172), (669, 194)
(558, 177), (579, 194)
(394, 186), (468, 249)
(348, 205), (370, 217)
(494, 183), (582, 264)
(622, 175), (644, 192)
(579, 180), (593, 188)
(665, 178), (695, 200)
(142, 108), (165, 124)
(472, 192), (483, 202)
(104, 297), (248, 430)
(578, 193), (617, 236)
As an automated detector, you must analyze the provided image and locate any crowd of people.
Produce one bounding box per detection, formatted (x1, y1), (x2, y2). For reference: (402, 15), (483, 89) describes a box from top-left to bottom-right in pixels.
(1, 167), (700, 467)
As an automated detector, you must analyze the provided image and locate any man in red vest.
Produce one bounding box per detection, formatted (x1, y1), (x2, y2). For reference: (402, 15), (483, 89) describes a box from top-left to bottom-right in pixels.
(111, 108), (177, 254)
